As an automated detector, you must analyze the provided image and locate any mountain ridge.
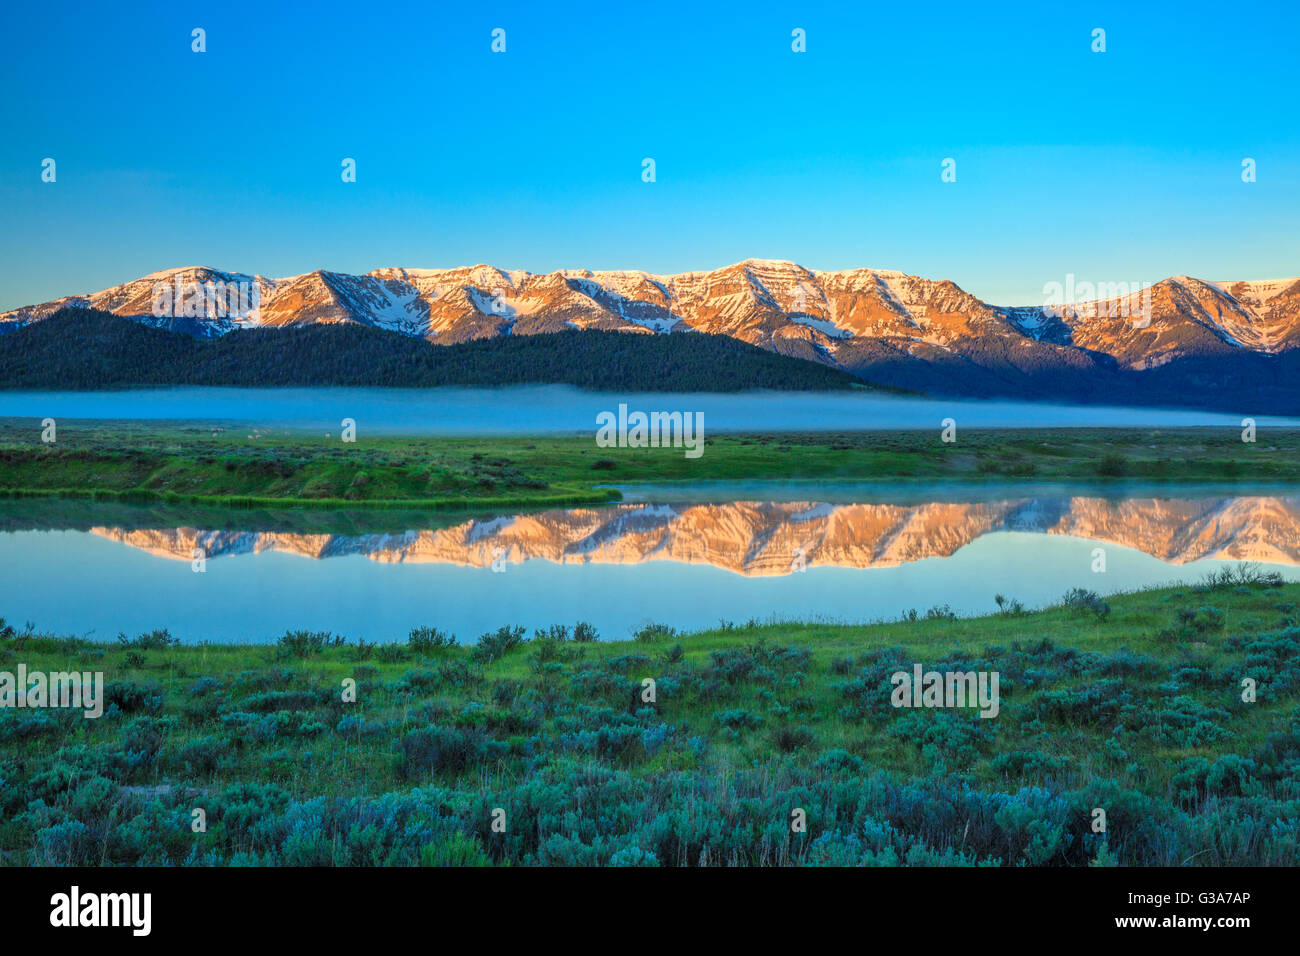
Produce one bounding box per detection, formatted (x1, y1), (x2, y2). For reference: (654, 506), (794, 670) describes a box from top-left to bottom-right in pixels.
(4, 260), (1298, 407)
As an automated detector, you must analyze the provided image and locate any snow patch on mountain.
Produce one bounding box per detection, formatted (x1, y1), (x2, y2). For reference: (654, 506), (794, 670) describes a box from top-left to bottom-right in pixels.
(789, 314), (852, 339)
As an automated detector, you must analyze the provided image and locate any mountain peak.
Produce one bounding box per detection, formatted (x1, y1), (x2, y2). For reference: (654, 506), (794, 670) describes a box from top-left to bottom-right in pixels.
(3, 263), (1298, 388)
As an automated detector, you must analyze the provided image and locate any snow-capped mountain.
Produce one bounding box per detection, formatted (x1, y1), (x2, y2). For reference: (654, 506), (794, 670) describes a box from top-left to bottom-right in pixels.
(4, 260), (1297, 391)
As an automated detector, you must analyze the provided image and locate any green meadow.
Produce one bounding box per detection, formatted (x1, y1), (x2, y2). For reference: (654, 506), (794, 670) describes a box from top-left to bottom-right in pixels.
(1, 572), (1296, 866)
(0, 423), (1296, 510)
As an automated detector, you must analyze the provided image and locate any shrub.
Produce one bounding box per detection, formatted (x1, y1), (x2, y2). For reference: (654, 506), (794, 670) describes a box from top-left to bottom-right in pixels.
(716, 709), (763, 730)
(640, 724), (671, 757)
(376, 644), (408, 663)
(409, 626), (457, 653)
(400, 726), (506, 777)
(120, 716), (170, 769)
(1157, 606), (1226, 643)
(491, 680), (520, 707)
(241, 690), (321, 713)
(103, 680), (165, 715)
(183, 694), (222, 727)
(995, 594), (1026, 616)
(632, 622), (677, 643)
(276, 630), (344, 658)
(991, 750), (1066, 778)
(35, 821), (94, 866)
(0, 710), (57, 742)
(471, 626), (527, 664)
(771, 725), (815, 753)
(887, 711), (991, 766)
(605, 654), (651, 673)
(176, 736), (232, 775)
(708, 649), (757, 684)
(187, 677), (221, 697)
(1062, 588), (1111, 621)
(336, 715), (389, 739)
(1035, 680), (1130, 725)
(1097, 452), (1127, 477)
(813, 749), (864, 774)
(608, 846), (660, 866)
(220, 710), (326, 744)
(1171, 755), (1258, 806)
(117, 628), (179, 650)
(558, 716), (647, 760)
(924, 604), (957, 621)
(1146, 696), (1231, 747)
(534, 624), (570, 642)
(1199, 564), (1283, 591)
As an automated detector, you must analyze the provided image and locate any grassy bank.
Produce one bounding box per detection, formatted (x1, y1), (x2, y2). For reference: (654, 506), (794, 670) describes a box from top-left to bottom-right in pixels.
(1, 574), (1297, 866)
(0, 422), (1296, 511)
(0, 485), (621, 511)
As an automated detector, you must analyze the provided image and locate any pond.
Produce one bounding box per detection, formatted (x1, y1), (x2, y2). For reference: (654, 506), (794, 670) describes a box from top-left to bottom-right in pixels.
(1, 486), (1295, 642)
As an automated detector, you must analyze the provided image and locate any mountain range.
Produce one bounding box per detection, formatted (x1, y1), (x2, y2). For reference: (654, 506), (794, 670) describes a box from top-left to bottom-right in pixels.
(4, 260), (1299, 407)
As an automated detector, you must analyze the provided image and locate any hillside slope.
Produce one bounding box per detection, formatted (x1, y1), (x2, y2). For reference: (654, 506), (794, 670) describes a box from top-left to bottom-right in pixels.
(0, 307), (864, 392)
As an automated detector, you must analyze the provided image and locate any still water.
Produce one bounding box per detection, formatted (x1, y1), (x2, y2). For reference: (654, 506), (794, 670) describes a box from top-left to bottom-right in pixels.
(1, 487), (1296, 643)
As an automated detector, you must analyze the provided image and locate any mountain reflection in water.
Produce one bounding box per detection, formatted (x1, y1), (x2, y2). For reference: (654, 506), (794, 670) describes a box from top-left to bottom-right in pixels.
(88, 495), (1300, 574)
(4, 491), (1299, 642)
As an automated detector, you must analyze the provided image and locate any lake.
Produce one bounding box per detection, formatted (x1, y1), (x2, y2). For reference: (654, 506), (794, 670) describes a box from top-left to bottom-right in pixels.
(0, 386), (1295, 432)
(1, 486), (1296, 643)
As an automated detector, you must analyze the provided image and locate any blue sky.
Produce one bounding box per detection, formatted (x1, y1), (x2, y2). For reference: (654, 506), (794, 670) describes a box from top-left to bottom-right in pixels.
(1, 0), (1297, 310)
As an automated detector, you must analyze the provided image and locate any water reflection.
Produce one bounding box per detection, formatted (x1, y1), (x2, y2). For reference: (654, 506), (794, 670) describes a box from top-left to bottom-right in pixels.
(86, 494), (1300, 573)
(3, 492), (1296, 642)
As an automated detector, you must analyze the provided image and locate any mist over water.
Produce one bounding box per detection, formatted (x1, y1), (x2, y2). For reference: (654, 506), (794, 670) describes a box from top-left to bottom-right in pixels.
(0, 386), (1295, 432)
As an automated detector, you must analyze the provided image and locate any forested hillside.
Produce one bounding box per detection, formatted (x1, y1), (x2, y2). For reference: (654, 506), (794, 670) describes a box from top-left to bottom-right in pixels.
(0, 308), (863, 392)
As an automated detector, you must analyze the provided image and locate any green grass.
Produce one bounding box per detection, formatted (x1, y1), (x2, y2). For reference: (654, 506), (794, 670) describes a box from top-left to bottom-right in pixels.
(2, 574), (1297, 866)
(1, 422), (1296, 512)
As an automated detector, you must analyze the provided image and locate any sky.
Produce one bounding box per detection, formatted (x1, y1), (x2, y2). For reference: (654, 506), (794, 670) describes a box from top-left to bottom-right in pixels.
(1, 0), (1297, 311)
